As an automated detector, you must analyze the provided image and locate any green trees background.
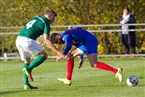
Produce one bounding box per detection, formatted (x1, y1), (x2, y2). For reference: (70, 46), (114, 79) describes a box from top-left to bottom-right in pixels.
(0, 0), (145, 56)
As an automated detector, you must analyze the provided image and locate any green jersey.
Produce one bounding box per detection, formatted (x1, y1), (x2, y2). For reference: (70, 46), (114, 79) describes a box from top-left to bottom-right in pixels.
(18, 16), (51, 40)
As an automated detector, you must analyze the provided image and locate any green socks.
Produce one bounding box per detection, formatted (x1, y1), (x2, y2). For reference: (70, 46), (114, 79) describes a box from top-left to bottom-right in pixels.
(28, 56), (47, 70)
(22, 63), (30, 85)
(22, 56), (46, 85)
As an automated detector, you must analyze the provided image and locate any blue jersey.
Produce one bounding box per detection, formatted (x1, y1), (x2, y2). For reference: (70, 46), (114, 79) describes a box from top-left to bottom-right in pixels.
(60, 27), (98, 55)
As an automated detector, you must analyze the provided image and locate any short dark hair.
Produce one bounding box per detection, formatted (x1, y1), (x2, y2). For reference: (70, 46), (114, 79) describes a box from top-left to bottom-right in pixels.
(44, 9), (57, 16)
(50, 33), (59, 43)
(123, 7), (130, 12)
(50, 10), (57, 16)
(50, 33), (65, 44)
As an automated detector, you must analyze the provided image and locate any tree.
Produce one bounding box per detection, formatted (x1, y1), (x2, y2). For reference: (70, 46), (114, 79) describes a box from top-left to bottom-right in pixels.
(0, 0), (145, 55)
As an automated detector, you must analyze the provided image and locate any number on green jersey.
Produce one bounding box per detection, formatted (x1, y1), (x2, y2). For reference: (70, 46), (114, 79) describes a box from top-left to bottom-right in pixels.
(26, 20), (36, 29)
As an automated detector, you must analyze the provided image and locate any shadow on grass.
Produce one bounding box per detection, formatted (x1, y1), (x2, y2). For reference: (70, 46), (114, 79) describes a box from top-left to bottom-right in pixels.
(0, 88), (38, 96)
(1, 90), (23, 96)
(138, 76), (144, 79)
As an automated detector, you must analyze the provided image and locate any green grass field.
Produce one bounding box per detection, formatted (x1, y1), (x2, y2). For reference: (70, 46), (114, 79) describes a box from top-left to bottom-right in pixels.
(0, 57), (145, 97)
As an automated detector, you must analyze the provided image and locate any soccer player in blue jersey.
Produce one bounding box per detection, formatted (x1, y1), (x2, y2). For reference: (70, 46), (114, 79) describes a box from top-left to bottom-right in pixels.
(51, 27), (123, 85)
(16, 10), (64, 90)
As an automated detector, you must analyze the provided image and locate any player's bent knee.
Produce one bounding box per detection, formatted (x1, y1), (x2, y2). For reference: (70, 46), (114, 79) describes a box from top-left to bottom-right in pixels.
(23, 57), (31, 63)
(43, 54), (48, 58)
(67, 54), (73, 59)
(42, 52), (48, 58)
(67, 57), (74, 60)
(38, 51), (48, 58)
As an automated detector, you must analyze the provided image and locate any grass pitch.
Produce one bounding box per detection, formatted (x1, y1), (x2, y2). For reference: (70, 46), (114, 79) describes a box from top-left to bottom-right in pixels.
(0, 57), (145, 97)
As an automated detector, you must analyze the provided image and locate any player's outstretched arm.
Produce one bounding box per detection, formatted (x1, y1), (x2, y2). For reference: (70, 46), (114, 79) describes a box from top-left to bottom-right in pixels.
(43, 34), (64, 57)
(56, 54), (65, 62)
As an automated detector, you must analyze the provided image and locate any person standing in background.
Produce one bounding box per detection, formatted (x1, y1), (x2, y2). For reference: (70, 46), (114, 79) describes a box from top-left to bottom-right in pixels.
(120, 7), (136, 54)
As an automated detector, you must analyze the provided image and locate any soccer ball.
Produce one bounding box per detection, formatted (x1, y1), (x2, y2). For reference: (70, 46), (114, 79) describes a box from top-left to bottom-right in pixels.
(126, 76), (139, 86)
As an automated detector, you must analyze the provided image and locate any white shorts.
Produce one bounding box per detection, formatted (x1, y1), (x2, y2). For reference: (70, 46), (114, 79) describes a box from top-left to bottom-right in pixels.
(16, 36), (43, 60)
(77, 48), (84, 55)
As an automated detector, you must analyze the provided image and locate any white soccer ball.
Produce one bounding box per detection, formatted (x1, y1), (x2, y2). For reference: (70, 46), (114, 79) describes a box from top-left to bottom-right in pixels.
(126, 76), (139, 86)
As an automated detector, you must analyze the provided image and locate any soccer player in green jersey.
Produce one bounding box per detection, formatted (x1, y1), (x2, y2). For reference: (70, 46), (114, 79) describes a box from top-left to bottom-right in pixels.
(16, 10), (64, 90)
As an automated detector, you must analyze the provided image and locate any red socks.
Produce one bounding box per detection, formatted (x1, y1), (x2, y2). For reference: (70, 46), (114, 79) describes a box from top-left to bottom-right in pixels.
(66, 59), (74, 80)
(66, 60), (117, 80)
(96, 62), (118, 74)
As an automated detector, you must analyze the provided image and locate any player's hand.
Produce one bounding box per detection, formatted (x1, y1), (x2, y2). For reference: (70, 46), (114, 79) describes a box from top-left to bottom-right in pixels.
(56, 54), (65, 62)
(57, 51), (64, 57)
(78, 59), (83, 69)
